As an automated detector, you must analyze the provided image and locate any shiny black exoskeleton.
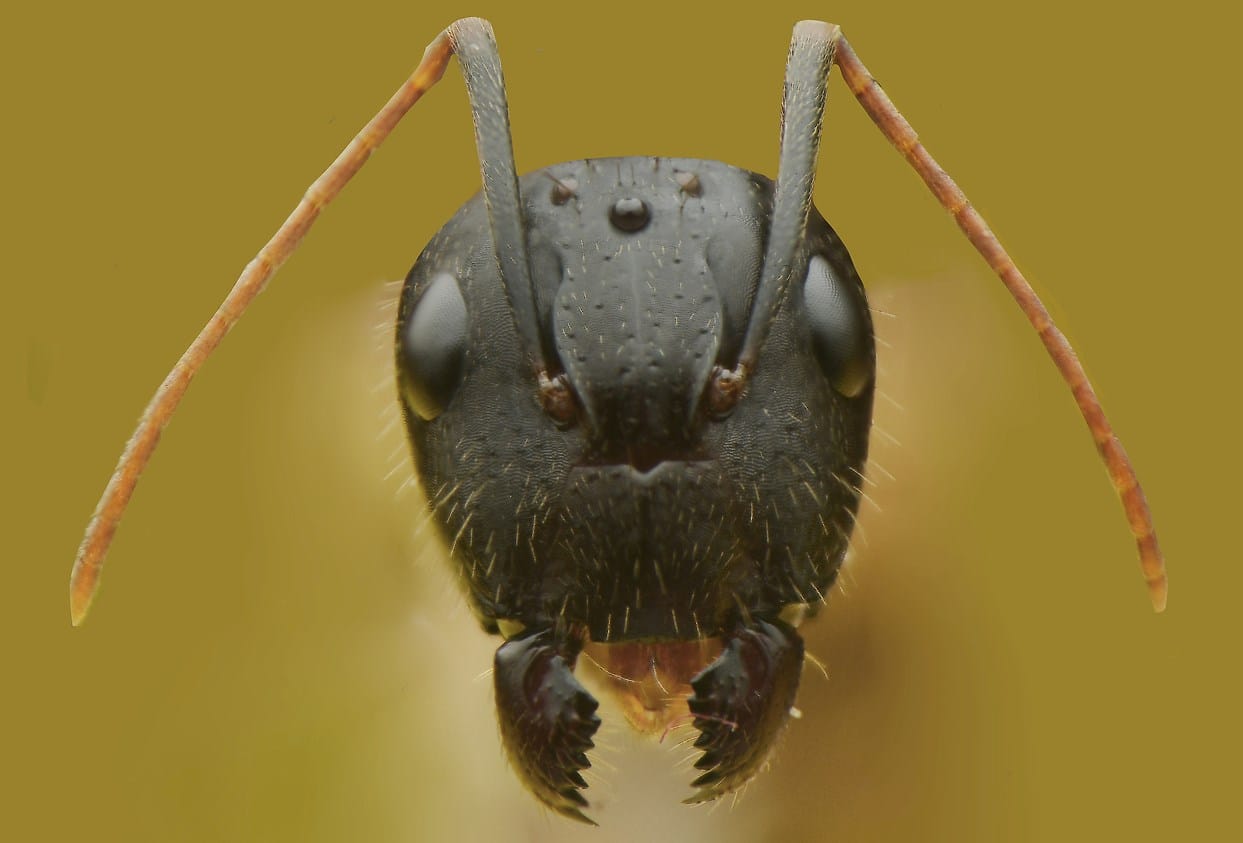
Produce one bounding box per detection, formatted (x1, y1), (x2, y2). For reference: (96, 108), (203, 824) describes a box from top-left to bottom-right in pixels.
(395, 21), (869, 824)
(398, 158), (873, 820)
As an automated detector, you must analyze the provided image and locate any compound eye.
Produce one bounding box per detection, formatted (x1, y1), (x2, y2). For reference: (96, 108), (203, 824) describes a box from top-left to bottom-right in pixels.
(803, 255), (872, 398)
(399, 272), (468, 421)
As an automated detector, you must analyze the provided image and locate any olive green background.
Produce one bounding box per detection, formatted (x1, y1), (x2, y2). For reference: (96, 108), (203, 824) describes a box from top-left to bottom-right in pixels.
(5, 0), (1235, 840)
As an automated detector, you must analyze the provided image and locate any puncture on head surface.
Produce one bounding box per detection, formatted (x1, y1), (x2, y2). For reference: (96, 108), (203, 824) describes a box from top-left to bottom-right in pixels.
(68, 18), (1167, 823)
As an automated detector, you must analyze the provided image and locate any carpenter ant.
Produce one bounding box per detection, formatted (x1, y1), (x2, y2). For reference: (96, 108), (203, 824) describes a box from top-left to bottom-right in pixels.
(69, 18), (1167, 824)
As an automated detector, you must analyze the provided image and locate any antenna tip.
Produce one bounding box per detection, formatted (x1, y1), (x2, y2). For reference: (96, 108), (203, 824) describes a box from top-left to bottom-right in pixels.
(1149, 578), (1168, 613)
(69, 575), (96, 627)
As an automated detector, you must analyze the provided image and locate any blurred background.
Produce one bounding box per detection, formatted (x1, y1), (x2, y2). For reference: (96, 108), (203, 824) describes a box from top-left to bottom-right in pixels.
(5, 1), (1236, 840)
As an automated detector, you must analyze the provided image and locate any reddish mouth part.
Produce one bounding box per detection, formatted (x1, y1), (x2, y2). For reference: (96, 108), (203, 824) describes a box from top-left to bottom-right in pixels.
(579, 638), (725, 734)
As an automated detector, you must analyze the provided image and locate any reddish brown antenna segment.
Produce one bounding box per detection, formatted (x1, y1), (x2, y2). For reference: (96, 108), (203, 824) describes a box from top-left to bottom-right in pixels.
(66, 21), (484, 625)
(829, 33), (1167, 612)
